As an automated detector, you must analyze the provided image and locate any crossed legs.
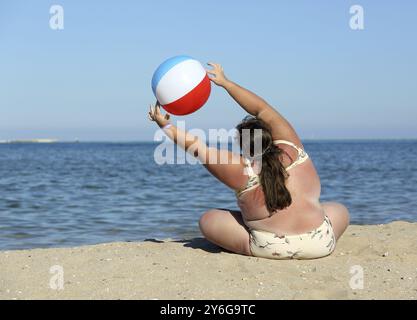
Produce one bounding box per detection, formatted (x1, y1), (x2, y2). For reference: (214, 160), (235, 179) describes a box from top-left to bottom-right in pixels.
(199, 209), (252, 256)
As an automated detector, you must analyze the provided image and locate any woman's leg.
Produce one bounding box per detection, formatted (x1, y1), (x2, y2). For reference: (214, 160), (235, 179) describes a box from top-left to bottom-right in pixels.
(199, 209), (252, 256)
(322, 202), (350, 240)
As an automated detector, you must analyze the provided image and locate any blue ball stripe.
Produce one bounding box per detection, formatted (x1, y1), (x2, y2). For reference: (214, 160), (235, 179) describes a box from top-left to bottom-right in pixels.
(151, 55), (194, 95)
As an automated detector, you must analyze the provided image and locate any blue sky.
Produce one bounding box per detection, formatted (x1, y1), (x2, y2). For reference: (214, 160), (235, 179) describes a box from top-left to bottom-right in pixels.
(1, 0), (416, 141)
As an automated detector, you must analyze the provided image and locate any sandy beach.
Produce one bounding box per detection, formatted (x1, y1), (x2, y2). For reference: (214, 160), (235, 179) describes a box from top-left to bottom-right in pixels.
(1, 221), (416, 300)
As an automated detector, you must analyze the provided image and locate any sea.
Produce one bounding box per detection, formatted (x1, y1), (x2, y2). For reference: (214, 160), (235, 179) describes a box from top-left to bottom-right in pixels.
(1, 140), (416, 250)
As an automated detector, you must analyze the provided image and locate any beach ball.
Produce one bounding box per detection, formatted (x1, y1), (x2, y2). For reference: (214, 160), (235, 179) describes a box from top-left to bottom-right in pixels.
(151, 55), (211, 116)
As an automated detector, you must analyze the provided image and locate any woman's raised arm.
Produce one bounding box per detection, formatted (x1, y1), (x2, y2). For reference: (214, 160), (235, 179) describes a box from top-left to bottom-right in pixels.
(148, 102), (248, 190)
(207, 63), (302, 146)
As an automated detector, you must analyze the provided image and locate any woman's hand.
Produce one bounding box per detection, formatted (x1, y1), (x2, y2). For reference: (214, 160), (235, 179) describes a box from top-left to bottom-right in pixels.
(148, 101), (171, 128)
(206, 62), (229, 87)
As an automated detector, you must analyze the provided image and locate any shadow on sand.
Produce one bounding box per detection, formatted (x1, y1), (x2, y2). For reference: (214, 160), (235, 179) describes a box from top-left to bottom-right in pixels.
(143, 237), (224, 254)
(174, 238), (224, 254)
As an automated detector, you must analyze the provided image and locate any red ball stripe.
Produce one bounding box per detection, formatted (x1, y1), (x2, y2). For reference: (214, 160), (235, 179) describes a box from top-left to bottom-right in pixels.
(162, 74), (211, 116)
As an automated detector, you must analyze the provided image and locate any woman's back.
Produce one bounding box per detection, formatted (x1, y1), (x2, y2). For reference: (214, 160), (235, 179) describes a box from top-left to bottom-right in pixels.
(238, 141), (325, 236)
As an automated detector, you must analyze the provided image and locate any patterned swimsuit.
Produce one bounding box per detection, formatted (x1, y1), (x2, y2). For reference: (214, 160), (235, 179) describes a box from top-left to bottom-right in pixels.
(237, 140), (336, 260)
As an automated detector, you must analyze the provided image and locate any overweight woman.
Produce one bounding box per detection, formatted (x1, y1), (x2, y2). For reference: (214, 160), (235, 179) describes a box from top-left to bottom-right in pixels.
(148, 63), (349, 260)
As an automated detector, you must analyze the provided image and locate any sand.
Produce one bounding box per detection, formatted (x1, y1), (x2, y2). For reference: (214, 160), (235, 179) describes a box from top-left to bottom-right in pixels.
(1, 221), (416, 300)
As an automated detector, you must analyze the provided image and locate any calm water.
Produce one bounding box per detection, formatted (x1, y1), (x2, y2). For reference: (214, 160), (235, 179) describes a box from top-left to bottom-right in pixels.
(1, 140), (416, 250)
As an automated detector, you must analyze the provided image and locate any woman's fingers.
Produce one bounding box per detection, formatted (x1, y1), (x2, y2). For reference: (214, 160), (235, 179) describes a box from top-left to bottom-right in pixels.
(149, 104), (156, 121)
(207, 74), (214, 80)
(155, 104), (162, 117)
(207, 62), (224, 80)
(207, 72), (220, 83)
(157, 104), (170, 120)
(206, 68), (221, 77)
(151, 101), (158, 117)
(149, 101), (171, 123)
(207, 62), (221, 70)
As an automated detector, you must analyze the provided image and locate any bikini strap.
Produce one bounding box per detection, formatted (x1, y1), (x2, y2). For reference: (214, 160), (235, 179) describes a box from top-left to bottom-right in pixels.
(235, 158), (260, 197)
(243, 158), (256, 177)
(273, 140), (309, 170)
(273, 140), (302, 152)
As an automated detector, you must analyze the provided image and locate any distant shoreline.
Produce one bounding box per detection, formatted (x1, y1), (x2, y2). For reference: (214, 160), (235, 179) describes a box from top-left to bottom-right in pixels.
(1, 138), (416, 144)
(0, 139), (59, 144)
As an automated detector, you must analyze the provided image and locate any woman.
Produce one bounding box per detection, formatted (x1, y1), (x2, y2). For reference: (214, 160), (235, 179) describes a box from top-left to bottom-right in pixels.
(148, 63), (349, 259)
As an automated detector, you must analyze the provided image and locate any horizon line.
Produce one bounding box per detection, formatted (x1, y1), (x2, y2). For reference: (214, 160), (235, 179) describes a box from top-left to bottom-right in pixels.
(1, 137), (417, 144)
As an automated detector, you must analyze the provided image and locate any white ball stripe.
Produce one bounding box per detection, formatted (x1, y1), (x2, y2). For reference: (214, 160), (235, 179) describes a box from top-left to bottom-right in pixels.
(155, 59), (206, 105)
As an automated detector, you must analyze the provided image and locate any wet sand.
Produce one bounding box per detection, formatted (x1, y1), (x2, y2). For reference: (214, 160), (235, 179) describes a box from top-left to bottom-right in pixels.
(0, 221), (416, 300)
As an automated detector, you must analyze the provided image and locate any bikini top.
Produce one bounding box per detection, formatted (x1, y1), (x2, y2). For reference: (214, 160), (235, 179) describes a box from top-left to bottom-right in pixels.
(235, 140), (309, 198)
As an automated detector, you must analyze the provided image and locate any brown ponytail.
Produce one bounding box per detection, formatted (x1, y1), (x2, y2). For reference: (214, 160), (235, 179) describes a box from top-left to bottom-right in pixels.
(259, 145), (292, 212)
(236, 116), (292, 213)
